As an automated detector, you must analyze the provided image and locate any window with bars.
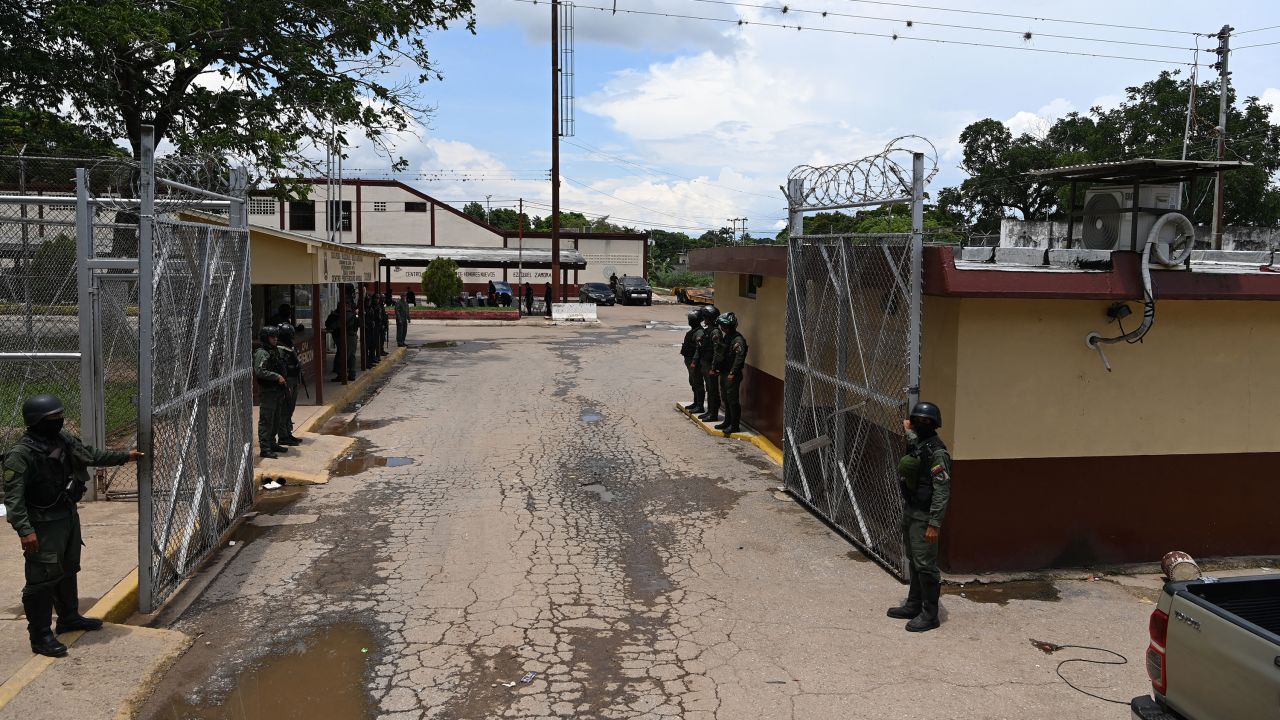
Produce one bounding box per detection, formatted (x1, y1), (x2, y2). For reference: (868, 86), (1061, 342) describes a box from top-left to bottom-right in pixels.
(327, 200), (352, 231)
(249, 197), (276, 215)
(289, 201), (315, 231)
(373, 201), (387, 213)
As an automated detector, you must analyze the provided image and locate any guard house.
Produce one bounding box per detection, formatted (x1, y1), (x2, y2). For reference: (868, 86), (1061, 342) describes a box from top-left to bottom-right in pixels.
(697, 159), (1280, 574)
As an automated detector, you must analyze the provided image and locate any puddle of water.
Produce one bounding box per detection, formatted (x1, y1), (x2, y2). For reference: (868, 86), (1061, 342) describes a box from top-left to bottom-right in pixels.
(578, 482), (616, 502)
(424, 340), (461, 349)
(943, 579), (1060, 605)
(254, 486), (307, 515)
(332, 441), (415, 477)
(319, 415), (402, 437)
(158, 624), (375, 719)
(579, 409), (605, 423)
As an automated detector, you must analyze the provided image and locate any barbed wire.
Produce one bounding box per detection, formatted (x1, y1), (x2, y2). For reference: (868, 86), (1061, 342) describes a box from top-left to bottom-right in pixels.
(787, 135), (939, 210)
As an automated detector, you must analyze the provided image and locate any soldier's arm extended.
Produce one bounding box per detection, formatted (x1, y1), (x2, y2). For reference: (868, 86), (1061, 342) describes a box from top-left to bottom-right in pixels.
(67, 435), (133, 468)
(253, 348), (284, 384)
(927, 448), (952, 529)
(3, 454), (36, 537)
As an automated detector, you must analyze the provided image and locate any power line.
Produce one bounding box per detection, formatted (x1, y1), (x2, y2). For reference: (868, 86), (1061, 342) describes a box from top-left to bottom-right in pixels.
(1235, 39), (1280, 51)
(683, 0), (1198, 51)
(834, 0), (1200, 36)
(510, 0), (1206, 66)
(1234, 24), (1280, 36)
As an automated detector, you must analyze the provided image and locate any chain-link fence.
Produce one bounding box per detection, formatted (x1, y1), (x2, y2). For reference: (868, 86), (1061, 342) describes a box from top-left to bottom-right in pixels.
(0, 139), (253, 613)
(781, 143), (931, 582)
(784, 233), (917, 579)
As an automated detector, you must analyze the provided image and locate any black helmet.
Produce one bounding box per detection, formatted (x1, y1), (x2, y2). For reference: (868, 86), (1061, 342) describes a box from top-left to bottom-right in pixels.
(687, 310), (701, 328)
(909, 401), (943, 429)
(700, 305), (720, 323)
(716, 311), (738, 330)
(22, 394), (64, 427)
(277, 323), (295, 342)
(258, 325), (280, 344)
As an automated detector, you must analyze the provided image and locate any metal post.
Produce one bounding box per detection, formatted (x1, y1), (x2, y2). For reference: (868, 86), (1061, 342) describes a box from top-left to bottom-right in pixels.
(338, 284), (348, 384)
(75, 169), (99, 500)
(550, 0), (562, 304)
(518, 198), (525, 311)
(1211, 25), (1232, 251)
(19, 147), (32, 338)
(312, 283), (324, 405)
(907, 153), (924, 410)
(787, 179), (804, 238)
(136, 126), (157, 614)
(358, 284), (366, 371)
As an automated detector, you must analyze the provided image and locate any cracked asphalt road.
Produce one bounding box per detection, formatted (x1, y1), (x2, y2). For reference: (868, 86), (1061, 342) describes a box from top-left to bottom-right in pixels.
(139, 305), (1154, 720)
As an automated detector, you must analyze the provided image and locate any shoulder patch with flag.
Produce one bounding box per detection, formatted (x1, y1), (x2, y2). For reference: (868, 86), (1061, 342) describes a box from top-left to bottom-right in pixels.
(931, 463), (947, 478)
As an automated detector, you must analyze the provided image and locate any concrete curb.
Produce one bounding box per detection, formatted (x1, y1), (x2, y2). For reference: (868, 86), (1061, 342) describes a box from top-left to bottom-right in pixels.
(0, 568), (143, 711)
(674, 403), (782, 466)
(295, 346), (408, 435)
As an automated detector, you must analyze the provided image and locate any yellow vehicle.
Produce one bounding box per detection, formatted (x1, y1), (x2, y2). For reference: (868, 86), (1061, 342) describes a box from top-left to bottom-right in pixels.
(672, 286), (714, 305)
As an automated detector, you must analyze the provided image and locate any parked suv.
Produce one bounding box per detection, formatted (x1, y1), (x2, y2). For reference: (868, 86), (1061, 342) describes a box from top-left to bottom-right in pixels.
(616, 276), (652, 306)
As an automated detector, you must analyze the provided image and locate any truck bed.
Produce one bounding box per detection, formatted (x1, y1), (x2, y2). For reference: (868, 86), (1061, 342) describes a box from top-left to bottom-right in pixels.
(1183, 575), (1280, 637)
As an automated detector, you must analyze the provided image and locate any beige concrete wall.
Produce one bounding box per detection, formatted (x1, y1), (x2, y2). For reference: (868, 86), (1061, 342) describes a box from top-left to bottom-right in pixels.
(712, 272), (786, 380)
(921, 296), (960, 451)
(946, 298), (1280, 460)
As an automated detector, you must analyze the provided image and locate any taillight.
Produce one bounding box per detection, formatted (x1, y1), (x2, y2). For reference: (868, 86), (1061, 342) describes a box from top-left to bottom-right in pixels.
(1147, 608), (1169, 694)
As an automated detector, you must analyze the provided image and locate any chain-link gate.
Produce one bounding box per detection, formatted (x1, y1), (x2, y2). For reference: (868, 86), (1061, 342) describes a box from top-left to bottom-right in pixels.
(781, 139), (936, 581)
(0, 131), (253, 613)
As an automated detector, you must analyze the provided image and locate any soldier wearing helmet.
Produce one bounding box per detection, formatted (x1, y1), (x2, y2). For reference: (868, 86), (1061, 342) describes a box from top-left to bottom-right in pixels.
(712, 312), (748, 434)
(887, 401), (952, 633)
(680, 309), (705, 414)
(254, 325), (289, 459)
(695, 306), (721, 422)
(3, 395), (143, 657)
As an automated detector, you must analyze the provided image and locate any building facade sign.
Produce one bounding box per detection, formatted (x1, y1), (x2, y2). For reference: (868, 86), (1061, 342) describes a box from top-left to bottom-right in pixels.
(319, 248), (377, 283)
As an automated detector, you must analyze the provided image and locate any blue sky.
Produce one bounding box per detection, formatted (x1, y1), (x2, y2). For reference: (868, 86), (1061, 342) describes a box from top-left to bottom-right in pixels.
(338, 0), (1280, 236)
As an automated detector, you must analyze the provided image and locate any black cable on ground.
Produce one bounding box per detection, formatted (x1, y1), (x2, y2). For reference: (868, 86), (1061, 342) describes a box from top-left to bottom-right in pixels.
(1029, 639), (1130, 705)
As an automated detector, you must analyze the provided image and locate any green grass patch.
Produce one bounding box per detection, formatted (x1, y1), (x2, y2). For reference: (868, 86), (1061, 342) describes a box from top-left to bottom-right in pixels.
(0, 379), (137, 448)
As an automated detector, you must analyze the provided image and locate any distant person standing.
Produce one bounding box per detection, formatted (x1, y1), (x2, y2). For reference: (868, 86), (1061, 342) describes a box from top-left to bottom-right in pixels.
(543, 282), (553, 317)
(681, 309), (705, 414)
(379, 293), (390, 356)
(395, 292), (411, 347)
(696, 305), (721, 423)
(713, 312), (747, 433)
(406, 288), (416, 306)
(609, 272), (618, 296)
(4, 394), (142, 657)
(887, 402), (952, 633)
(254, 325), (289, 458)
(275, 323), (304, 446)
(523, 282), (534, 316)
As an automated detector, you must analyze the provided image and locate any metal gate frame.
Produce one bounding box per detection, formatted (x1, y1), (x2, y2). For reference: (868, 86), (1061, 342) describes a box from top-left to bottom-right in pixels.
(781, 139), (935, 581)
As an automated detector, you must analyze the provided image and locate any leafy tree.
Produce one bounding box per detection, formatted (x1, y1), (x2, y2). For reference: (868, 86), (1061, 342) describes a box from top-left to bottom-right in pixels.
(29, 234), (76, 304)
(0, 0), (476, 175)
(462, 201), (487, 224)
(0, 106), (126, 156)
(486, 207), (530, 232)
(420, 258), (463, 307)
(942, 70), (1280, 232)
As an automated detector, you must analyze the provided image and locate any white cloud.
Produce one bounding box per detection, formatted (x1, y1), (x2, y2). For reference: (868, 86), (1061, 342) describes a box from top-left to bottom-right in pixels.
(1262, 88), (1280, 124)
(1005, 98), (1074, 137)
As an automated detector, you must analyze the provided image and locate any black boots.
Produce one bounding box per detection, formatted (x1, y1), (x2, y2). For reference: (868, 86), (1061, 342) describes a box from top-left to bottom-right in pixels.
(904, 577), (941, 632)
(717, 407), (741, 433)
(698, 405), (720, 423)
(54, 575), (103, 634)
(278, 436), (302, 446)
(887, 569), (923, 619)
(24, 594), (68, 657)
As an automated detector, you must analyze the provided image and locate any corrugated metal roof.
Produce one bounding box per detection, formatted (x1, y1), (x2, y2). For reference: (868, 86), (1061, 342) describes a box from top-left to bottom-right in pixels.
(360, 244), (587, 269)
(1030, 158), (1252, 182)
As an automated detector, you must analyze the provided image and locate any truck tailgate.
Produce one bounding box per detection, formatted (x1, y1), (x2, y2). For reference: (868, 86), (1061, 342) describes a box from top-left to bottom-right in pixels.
(1162, 577), (1280, 720)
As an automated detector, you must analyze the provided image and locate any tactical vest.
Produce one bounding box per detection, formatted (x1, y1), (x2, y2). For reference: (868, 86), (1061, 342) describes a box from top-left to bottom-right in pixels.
(899, 435), (945, 512)
(719, 334), (748, 372)
(281, 346), (302, 378)
(17, 435), (77, 510)
(256, 348), (288, 387)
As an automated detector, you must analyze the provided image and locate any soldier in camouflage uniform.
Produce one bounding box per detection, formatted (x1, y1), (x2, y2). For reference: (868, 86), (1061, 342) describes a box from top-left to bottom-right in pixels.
(680, 309), (705, 414)
(887, 402), (952, 632)
(713, 312), (748, 433)
(696, 305), (721, 423)
(275, 323), (304, 446)
(4, 394), (142, 657)
(254, 325), (289, 459)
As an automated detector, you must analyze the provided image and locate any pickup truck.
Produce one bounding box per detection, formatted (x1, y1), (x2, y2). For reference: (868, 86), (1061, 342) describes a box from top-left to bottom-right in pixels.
(1132, 574), (1280, 720)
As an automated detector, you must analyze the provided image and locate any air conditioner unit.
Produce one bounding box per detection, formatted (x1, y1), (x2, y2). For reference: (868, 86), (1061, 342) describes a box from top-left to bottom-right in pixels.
(1080, 184), (1182, 252)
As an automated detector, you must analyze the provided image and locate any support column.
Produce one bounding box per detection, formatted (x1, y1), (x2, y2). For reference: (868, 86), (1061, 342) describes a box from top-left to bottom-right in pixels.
(313, 283), (324, 404)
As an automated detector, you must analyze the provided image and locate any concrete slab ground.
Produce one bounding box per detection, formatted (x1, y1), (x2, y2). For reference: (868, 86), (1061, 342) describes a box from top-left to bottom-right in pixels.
(128, 303), (1280, 720)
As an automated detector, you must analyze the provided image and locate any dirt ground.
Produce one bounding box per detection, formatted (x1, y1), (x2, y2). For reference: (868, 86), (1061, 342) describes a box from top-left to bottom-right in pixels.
(135, 304), (1176, 720)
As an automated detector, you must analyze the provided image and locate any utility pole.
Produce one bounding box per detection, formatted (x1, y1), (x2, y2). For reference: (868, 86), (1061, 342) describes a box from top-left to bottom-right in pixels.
(550, 0), (562, 303)
(727, 218), (747, 244)
(1212, 24), (1232, 250)
(485, 194), (492, 225)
